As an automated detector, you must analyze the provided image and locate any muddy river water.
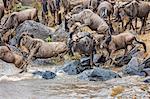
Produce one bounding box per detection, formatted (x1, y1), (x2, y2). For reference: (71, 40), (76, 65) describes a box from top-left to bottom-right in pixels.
(0, 64), (150, 99)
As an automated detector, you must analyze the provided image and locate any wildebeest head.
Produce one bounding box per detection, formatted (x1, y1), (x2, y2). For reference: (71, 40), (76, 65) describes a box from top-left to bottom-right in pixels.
(113, 4), (126, 22)
(18, 33), (34, 47)
(100, 34), (112, 49)
(120, 1), (139, 17)
(67, 14), (78, 29)
(17, 33), (34, 55)
(2, 13), (18, 30)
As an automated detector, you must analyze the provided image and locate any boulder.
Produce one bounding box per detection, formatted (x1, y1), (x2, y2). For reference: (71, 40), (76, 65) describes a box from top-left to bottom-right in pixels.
(32, 59), (53, 66)
(0, 60), (22, 76)
(80, 54), (106, 66)
(93, 54), (106, 65)
(52, 21), (68, 42)
(32, 71), (56, 79)
(59, 60), (91, 75)
(10, 20), (53, 46)
(115, 47), (140, 67)
(140, 57), (150, 68)
(143, 77), (150, 83)
(122, 57), (143, 75)
(80, 57), (90, 66)
(78, 67), (121, 81)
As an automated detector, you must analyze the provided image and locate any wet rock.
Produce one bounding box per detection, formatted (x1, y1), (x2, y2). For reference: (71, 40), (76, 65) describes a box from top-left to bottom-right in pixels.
(115, 47), (140, 67)
(78, 67), (121, 81)
(32, 59), (53, 66)
(141, 68), (150, 76)
(61, 60), (91, 75)
(0, 60), (22, 76)
(140, 57), (150, 68)
(80, 54), (106, 66)
(32, 71), (56, 79)
(80, 57), (90, 66)
(52, 21), (68, 42)
(122, 57), (143, 75)
(10, 20), (53, 46)
(93, 54), (106, 65)
(143, 77), (150, 83)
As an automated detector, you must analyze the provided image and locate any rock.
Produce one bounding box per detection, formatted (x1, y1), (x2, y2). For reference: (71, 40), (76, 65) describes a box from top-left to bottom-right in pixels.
(122, 57), (143, 75)
(80, 57), (90, 66)
(32, 71), (56, 79)
(140, 57), (150, 68)
(78, 67), (121, 81)
(80, 54), (106, 66)
(115, 47), (140, 67)
(141, 68), (150, 76)
(93, 54), (106, 65)
(10, 20), (53, 46)
(143, 77), (150, 83)
(32, 59), (53, 66)
(52, 21), (68, 42)
(0, 60), (22, 76)
(61, 60), (91, 75)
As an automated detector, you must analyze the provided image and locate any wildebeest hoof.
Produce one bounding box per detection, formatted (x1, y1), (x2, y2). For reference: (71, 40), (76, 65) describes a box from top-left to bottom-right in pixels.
(19, 69), (27, 73)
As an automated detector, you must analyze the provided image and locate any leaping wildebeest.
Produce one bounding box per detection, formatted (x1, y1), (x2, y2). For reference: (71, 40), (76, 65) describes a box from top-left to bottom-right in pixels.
(97, 1), (114, 22)
(1, 8), (39, 34)
(18, 33), (68, 71)
(0, 45), (25, 69)
(67, 9), (114, 34)
(100, 31), (147, 64)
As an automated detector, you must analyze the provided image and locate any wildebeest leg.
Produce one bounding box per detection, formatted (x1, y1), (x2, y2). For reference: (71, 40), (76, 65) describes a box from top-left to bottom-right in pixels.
(139, 18), (144, 34)
(109, 50), (116, 66)
(20, 43), (41, 72)
(135, 18), (138, 32)
(130, 21), (135, 30)
(105, 49), (113, 66)
(142, 17), (147, 34)
(118, 47), (128, 63)
(124, 19), (132, 31)
(90, 53), (94, 67)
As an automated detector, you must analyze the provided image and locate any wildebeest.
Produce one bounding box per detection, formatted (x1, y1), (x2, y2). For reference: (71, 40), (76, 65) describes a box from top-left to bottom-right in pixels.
(67, 9), (113, 34)
(47, 0), (61, 24)
(0, 45), (25, 69)
(68, 32), (96, 66)
(92, 33), (105, 52)
(2, 8), (39, 34)
(2, 0), (21, 12)
(116, 0), (150, 34)
(0, 3), (4, 23)
(100, 31), (147, 64)
(18, 33), (68, 70)
(41, 0), (48, 25)
(97, 1), (114, 22)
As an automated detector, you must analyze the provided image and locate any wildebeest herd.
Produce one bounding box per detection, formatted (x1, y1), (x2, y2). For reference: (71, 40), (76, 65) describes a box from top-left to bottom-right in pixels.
(0, 0), (149, 72)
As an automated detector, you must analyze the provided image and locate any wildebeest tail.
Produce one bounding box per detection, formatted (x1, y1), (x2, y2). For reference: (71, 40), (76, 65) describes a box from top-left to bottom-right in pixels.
(134, 37), (147, 52)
